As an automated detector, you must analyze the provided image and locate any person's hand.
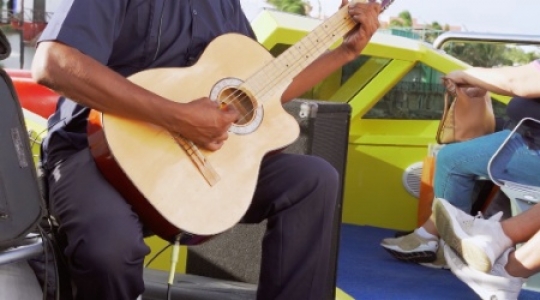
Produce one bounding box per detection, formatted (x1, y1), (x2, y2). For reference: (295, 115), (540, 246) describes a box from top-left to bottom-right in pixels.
(338, 0), (380, 59)
(463, 86), (487, 98)
(168, 97), (239, 151)
(443, 70), (469, 85)
(443, 72), (487, 97)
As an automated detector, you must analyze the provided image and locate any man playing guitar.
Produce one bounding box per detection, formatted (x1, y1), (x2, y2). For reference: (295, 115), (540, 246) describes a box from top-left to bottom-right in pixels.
(33, 0), (381, 299)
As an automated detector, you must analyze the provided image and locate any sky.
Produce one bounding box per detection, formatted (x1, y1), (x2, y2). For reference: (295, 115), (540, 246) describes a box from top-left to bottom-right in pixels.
(241, 0), (540, 35)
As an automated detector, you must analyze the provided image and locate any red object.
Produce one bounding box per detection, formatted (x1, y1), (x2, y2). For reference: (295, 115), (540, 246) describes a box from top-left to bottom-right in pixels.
(6, 70), (59, 119)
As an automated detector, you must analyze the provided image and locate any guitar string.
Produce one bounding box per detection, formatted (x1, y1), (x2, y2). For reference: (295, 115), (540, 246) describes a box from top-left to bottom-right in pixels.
(167, 2), (393, 164)
(217, 15), (354, 124)
(216, 1), (392, 125)
(217, 0), (392, 110)
(222, 12), (350, 107)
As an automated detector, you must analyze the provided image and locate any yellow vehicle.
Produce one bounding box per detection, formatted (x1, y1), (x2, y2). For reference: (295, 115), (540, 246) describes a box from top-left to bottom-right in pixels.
(9, 8), (540, 300)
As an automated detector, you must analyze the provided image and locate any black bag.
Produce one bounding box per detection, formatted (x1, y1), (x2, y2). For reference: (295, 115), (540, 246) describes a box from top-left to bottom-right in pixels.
(0, 29), (43, 248)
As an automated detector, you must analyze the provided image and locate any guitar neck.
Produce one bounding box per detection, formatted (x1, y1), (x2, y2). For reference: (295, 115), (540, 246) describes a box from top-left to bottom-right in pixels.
(245, 5), (357, 100)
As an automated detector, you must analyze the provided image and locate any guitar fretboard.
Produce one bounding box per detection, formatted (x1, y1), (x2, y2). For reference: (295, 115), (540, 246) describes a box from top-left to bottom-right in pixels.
(245, 5), (357, 102)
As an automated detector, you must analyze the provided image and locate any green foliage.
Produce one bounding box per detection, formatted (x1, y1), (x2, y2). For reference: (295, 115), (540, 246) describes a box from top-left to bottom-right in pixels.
(267, 0), (308, 15)
(390, 10), (540, 67)
(397, 11), (412, 26)
(442, 42), (540, 67)
(443, 43), (512, 67)
(389, 11), (412, 28)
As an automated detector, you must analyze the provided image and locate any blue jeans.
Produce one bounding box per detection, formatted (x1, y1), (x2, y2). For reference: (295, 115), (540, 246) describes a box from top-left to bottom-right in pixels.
(434, 129), (540, 213)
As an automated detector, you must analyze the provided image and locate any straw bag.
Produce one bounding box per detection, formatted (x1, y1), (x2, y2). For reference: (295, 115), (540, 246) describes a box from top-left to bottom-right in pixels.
(436, 78), (495, 144)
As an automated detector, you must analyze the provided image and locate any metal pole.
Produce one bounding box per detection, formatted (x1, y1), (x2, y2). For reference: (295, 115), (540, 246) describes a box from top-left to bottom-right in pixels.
(19, 0), (23, 68)
(18, 26), (23, 68)
(433, 31), (540, 50)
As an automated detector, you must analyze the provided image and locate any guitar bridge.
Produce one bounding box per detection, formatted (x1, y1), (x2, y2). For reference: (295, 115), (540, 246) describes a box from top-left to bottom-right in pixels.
(172, 134), (220, 186)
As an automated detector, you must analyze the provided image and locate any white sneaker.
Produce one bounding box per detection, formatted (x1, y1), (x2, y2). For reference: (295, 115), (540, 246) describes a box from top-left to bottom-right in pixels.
(434, 198), (513, 272)
(381, 232), (438, 263)
(419, 212), (503, 270)
(444, 244), (525, 300)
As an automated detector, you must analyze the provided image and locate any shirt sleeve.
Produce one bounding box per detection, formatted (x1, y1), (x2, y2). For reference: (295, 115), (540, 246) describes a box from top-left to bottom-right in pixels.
(38, 0), (128, 65)
(237, 9), (257, 40)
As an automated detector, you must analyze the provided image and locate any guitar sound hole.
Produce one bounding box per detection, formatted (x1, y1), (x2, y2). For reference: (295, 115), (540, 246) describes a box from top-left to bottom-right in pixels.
(219, 87), (255, 126)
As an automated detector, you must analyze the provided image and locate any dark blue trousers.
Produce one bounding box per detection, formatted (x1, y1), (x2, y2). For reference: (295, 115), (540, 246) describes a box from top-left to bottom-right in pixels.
(47, 148), (339, 300)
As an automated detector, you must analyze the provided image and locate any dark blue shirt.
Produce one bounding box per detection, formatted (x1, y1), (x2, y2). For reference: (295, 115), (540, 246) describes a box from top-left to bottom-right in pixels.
(39, 0), (256, 166)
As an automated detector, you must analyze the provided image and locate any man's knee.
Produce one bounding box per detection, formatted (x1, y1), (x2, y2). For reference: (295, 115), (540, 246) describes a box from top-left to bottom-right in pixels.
(298, 156), (339, 190)
(293, 156), (340, 207)
(67, 229), (149, 277)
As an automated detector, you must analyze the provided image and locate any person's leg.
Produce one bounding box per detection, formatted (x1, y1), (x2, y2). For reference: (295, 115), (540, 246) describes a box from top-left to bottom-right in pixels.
(241, 153), (339, 300)
(438, 199), (540, 299)
(434, 130), (513, 213)
(488, 204), (540, 279)
(381, 132), (512, 264)
(508, 228), (540, 278)
(48, 149), (150, 300)
(434, 132), (540, 272)
(419, 130), (515, 236)
(434, 198), (512, 272)
(501, 203), (540, 247)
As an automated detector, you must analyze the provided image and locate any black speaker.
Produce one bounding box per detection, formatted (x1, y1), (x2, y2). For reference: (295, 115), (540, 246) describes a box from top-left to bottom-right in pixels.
(185, 99), (351, 299)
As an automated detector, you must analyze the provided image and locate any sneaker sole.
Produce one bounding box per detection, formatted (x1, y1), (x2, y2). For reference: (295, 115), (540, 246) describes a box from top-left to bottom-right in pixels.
(433, 199), (492, 272)
(418, 262), (449, 270)
(382, 247), (436, 263)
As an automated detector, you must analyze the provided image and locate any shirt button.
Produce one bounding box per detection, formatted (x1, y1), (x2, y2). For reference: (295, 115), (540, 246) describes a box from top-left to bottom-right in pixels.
(193, 9), (197, 15)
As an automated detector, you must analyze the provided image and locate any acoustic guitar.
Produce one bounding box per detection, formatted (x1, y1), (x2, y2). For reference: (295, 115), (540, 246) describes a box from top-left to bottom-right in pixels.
(87, 0), (393, 244)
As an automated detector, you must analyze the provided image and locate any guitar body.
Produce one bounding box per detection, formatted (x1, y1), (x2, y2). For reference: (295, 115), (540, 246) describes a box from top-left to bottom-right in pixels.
(88, 34), (300, 243)
(87, 0), (395, 243)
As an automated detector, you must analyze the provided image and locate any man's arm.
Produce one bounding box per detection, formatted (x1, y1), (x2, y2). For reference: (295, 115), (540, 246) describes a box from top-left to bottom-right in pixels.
(33, 42), (181, 127)
(280, 1), (380, 102)
(32, 42), (238, 151)
(444, 61), (540, 98)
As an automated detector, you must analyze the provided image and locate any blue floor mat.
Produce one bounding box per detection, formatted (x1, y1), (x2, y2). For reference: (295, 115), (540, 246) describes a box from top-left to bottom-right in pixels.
(337, 225), (540, 299)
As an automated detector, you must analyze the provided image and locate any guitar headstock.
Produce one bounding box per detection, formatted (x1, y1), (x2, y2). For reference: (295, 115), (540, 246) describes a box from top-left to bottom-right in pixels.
(354, 0), (394, 13)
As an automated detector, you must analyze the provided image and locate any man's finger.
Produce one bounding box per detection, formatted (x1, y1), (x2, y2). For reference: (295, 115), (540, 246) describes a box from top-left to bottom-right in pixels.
(222, 105), (240, 122)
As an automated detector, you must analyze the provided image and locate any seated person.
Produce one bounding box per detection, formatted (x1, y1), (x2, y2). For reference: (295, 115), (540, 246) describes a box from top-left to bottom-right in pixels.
(381, 59), (540, 269)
